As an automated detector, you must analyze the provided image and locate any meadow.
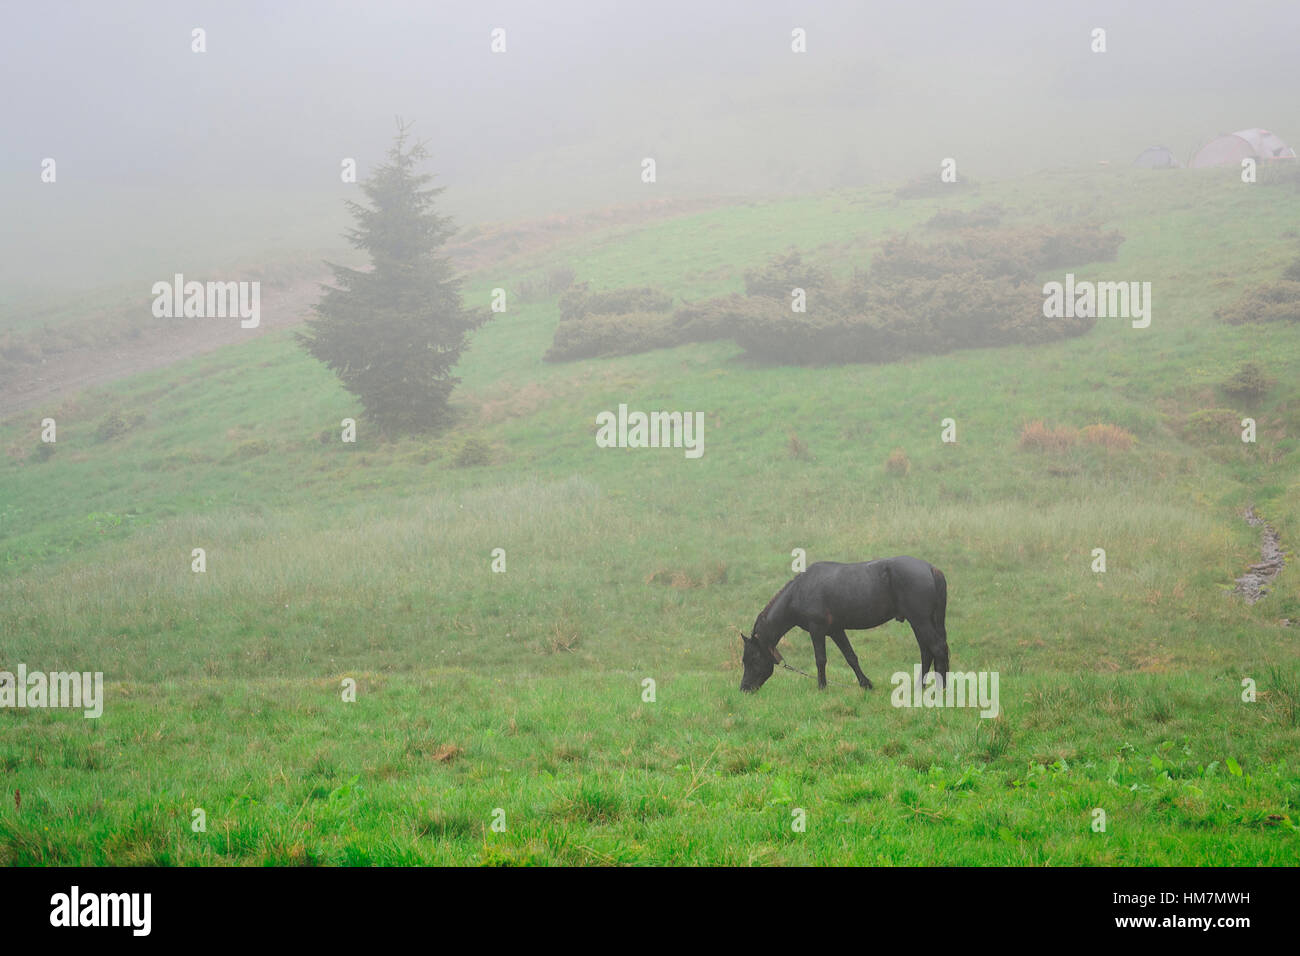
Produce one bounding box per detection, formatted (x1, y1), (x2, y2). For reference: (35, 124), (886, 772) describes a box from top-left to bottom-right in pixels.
(1, 167), (1298, 864)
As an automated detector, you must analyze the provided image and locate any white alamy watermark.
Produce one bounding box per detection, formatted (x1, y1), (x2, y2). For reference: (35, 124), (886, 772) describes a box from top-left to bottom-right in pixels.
(0, 664), (103, 718)
(890, 666), (999, 718)
(595, 404), (704, 459)
(1043, 274), (1151, 328)
(50, 886), (150, 936)
(151, 273), (260, 328)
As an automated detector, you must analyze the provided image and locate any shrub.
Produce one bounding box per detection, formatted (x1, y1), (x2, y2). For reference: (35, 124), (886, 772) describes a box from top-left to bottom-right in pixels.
(31, 442), (55, 463)
(1080, 423), (1137, 451)
(872, 225), (1123, 283)
(515, 266), (577, 303)
(666, 297), (754, 343)
(1182, 408), (1242, 443)
(1221, 362), (1274, 401)
(870, 236), (1014, 281)
(1026, 224), (1125, 270)
(543, 226), (1117, 364)
(94, 412), (130, 443)
(557, 283), (673, 322)
(547, 266), (576, 295)
(730, 272), (1088, 364)
(453, 436), (493, 467)
(1019, 421), (1077, 452)
(515, 274), (548, 303)
(885, 448), (911, 476)
(743, 251), (834, 300)
(1216, 280), (1300, 325)
(730, 296), (893, 364)
(924, 203), (1005, 230)
(544, 311), (681, 362)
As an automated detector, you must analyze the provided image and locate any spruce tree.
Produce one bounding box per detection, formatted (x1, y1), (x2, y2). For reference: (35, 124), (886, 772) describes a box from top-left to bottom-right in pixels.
(299, 124), (486, 432)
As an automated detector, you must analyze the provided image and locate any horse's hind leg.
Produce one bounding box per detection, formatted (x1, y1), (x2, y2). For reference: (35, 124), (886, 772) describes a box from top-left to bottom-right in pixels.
(829, 629), (872, 690)
(932, 633), (950, 687)
(909, 620), (946, 691)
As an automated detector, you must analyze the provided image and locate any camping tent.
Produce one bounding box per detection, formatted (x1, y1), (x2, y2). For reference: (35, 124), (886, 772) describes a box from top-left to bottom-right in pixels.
(1133, 146), (1182, 168)
(1189, 128), (1297, 168)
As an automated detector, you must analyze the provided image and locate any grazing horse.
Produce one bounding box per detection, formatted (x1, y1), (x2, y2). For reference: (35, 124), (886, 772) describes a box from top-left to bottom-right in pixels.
(739, 556), (948, 693)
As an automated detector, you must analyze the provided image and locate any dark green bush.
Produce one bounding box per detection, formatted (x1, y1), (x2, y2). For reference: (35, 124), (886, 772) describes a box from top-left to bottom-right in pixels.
(1182, 408), (1242, 444)
(1220, 362), (1274, 400)
(544, 311), (681, 362)
(730, 272), (1091, 365)
(516, 266), (577, 303)
(94, 412), (130, 442)
(557, 283), (673, 322)
(542, 225), (1119, 364)
(453, 436), (493, 467)
(547, 266), (576, 295)
(1216, 280), (1300, 325)
(515, 274), (548, 303)
(872, 224), (1123, 283)
(742, 250), (835, 300)
(925, 204), (1005, 230)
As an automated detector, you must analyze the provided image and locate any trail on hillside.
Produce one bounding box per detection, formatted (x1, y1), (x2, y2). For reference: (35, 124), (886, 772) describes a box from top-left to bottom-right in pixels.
(2, 276), (328, 416)
(1233, 506), (1287, 605)
(2, 199), (730, 419)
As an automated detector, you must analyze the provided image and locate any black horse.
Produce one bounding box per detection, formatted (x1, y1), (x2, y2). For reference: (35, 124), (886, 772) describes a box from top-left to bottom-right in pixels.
(739, 556), (948, 693)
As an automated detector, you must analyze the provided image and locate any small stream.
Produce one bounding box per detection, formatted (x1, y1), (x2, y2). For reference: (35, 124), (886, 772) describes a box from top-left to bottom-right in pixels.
(1233, 506), (1286, 606)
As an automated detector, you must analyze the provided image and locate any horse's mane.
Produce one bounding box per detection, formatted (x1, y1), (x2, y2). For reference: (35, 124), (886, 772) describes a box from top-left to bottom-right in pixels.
(756, 575), (799, 624)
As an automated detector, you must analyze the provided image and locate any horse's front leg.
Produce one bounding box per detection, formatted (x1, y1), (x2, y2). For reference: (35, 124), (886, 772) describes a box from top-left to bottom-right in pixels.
(810, 627), (828, 689)
(830, 629), (872, 690)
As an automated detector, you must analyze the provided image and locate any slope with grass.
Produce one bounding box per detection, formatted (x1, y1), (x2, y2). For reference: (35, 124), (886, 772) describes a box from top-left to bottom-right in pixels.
(1, 168), (1298, 864)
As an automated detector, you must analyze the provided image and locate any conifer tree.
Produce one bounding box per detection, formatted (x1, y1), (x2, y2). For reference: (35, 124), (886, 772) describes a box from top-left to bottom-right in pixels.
(299, 123), (485, 432)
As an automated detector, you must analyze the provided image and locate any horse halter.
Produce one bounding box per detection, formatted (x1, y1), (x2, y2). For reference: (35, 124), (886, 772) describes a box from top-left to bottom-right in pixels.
(734, 624), (856, 689)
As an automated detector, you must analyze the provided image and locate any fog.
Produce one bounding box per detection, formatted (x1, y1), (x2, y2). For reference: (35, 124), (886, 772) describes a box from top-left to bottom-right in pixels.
(3, 0), (1297, 301)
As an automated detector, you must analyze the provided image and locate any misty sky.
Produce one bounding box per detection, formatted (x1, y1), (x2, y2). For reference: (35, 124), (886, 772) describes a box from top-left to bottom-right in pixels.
(3, 0), (1298, 300)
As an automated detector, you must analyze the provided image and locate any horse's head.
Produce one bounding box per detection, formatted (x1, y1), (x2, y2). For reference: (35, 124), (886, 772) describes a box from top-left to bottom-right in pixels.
(739, 618), (782, 693)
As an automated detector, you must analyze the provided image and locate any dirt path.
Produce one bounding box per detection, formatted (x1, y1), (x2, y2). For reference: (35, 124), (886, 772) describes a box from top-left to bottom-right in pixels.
(1233, 506), (1287, 605)
(1, 198), (732, 420)
(2, 275), (328, 417)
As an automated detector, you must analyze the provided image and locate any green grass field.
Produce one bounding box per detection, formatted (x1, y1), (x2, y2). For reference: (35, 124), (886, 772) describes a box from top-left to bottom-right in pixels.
(2, 167), (1299, 864)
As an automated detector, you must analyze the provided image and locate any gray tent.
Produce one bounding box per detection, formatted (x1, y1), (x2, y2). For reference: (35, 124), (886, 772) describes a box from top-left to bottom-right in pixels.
(1189, 128), (1296, 168)
(1133, 146), (1182, 168)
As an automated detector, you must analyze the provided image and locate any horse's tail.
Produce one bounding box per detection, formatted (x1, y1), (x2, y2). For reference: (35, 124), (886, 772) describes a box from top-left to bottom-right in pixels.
(930, 565), (950, 682)
(930, 566), (948, 641)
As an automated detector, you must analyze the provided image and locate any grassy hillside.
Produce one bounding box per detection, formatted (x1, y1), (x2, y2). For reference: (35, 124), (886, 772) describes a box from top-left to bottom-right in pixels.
(1, 167), (1298, 864)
